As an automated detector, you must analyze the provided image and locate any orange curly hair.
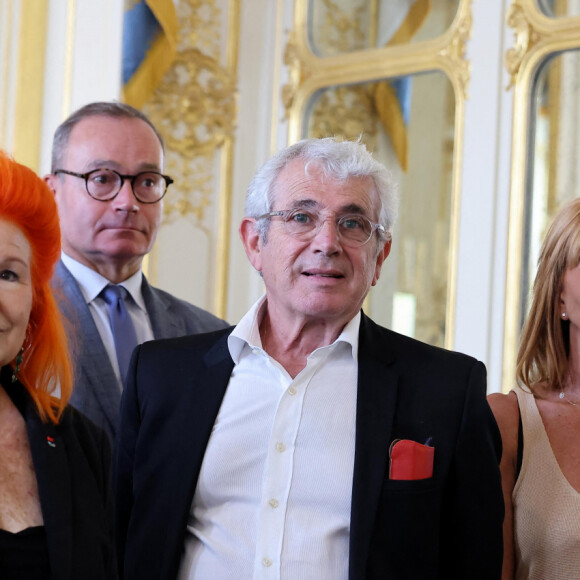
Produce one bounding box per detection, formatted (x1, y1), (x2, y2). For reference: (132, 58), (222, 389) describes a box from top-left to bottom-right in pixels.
(0, 152), (72, 422)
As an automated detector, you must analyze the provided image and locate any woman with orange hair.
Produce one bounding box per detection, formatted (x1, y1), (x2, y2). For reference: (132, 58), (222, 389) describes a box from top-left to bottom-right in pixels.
(0, 152), (116, 579)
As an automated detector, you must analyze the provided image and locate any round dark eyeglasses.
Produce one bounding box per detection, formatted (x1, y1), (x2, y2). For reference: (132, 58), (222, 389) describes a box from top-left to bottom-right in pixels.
(257, 208), (389, 248)
(53, 168), (173, 204)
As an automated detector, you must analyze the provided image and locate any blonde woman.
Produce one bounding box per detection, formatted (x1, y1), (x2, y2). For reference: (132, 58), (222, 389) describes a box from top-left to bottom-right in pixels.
(489, 198), (580, 580)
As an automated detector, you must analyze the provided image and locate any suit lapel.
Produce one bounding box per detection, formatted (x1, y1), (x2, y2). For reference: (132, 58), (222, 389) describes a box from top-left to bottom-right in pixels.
(156, 334), (235, 577)
(141, 276), (184, 339)
(181, 336), (234, 486)
(25, 401), (73, 579)
(54, 261), (120, 433)
(349, 313), (399, 579)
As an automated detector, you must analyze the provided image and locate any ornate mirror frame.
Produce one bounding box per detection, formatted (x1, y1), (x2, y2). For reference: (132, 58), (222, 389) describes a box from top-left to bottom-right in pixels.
(503, 0), (580, 391)
(282, 0), (473, 349)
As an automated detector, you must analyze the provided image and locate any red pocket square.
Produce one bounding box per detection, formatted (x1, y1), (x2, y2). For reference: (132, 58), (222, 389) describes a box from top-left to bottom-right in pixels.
(389, 439), (434, 480)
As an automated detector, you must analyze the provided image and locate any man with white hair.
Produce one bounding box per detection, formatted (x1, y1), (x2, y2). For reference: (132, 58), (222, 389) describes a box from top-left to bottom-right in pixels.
(116, 137), (503, 579)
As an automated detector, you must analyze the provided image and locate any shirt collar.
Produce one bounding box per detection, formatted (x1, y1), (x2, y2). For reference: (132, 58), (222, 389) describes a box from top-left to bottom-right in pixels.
(227, 294), (360, 363)
(61, 252), (147, 312)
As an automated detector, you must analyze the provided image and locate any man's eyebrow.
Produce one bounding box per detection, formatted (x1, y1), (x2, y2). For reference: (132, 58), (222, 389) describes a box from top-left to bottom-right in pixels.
(284, 200), (370, 216)
(340, 203), (367, 215)
(135, 162), (163, 173)
(85, 160), (162, 173)
(286, 199), (320, 210)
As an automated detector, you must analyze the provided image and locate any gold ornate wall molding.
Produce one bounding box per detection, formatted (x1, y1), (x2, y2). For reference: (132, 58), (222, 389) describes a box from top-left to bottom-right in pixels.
(144, 0), (238, 223)
(438, 3), (472, 99)
(503, 0), (580, 391)
(284, 0), (473, 134)
(505, 0), (544, 87)
(282, 0), (473, 350)
(143, 0), (240, 317)
(505, 0), (580, 86)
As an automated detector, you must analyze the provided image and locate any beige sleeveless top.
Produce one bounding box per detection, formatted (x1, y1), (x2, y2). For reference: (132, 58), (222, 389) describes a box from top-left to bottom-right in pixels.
(513, 386), (580, 579)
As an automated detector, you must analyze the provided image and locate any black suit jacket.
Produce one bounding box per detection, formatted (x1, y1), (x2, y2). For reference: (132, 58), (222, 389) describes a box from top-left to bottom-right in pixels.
(115, 313), (503, 579)
(4, 367), (117, 579)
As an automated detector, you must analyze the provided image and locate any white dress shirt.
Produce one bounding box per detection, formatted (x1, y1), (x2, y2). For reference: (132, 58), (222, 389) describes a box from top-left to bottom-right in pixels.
(61, 253), (154, 384)
(179, 295), (359, 580)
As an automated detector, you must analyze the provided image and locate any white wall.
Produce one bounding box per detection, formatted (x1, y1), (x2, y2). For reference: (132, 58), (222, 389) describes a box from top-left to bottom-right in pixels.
(41, 0), (124, 174)
(456, 0), (514, 392)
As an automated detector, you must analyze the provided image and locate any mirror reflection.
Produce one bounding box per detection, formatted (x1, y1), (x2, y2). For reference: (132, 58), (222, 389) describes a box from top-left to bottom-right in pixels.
(522, 49), (580, 319)
(304, 71), (455, 347)
(536, 0), (580, 18)
(308, 0), (460, 57)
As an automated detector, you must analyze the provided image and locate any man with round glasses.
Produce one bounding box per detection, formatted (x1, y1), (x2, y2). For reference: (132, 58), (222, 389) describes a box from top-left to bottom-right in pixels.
(45, 101), (227, 444)
(116, 137), (503, 579)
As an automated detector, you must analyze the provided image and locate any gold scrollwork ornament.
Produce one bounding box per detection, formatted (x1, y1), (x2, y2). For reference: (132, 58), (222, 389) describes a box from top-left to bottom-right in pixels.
(144, 47), (237, 223)
(505, 0), (543, 88)
(438, 0), (473, 99)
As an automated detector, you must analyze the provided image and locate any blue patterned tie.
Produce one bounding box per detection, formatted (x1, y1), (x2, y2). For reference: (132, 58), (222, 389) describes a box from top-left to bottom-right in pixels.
(101, 285), (139, 383)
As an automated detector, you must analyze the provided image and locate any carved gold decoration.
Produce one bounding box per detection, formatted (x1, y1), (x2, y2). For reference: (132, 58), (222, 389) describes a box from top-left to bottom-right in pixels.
(281, 32), (304, 118)
(308, 85), (378, 146)
(438, 2), (472, 99)
(505, 0), (543, 88)
(316, 0), (368, 54)
(143, 0), (237, 225)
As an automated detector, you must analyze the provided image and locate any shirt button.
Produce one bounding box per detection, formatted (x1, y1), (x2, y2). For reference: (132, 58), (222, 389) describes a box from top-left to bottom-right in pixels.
(275, 442), (286, 453)
(269, 498), (279, 508)
(288, 387), (297, 395)
(262, 557), (272, 567)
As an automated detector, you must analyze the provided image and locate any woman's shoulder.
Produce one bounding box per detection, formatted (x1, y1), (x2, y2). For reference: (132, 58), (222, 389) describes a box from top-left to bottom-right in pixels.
(487, 391), (520, 454)
(487, 390), (519, 419)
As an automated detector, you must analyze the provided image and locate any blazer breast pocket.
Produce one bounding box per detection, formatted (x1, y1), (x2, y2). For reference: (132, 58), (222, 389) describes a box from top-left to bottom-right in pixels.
(389, 438), (434, 481)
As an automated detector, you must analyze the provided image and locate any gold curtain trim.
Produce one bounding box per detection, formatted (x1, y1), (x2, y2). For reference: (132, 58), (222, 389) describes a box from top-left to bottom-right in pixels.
(374, 81), (408, 171)
(13, 0), (49, 171)
(147, 0), (179, 43)
(122, 0), (178, 109)
(375, 0), (431, 173)
(388, 0), (431, 46)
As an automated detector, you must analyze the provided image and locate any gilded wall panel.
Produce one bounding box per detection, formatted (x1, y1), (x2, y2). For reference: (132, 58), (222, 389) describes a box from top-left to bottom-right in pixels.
(308, 0), (460, 56)
(140, 0), (239, 317)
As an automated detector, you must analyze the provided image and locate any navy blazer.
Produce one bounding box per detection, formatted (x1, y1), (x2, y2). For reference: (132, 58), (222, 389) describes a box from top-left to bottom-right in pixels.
(115, 313), (503, 579)
(4, 367), (116, 579)
(52, 260), (229, 442)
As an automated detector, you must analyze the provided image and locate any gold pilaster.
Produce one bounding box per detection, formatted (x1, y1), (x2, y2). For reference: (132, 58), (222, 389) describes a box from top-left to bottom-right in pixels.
(13, 0), (49, 171)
